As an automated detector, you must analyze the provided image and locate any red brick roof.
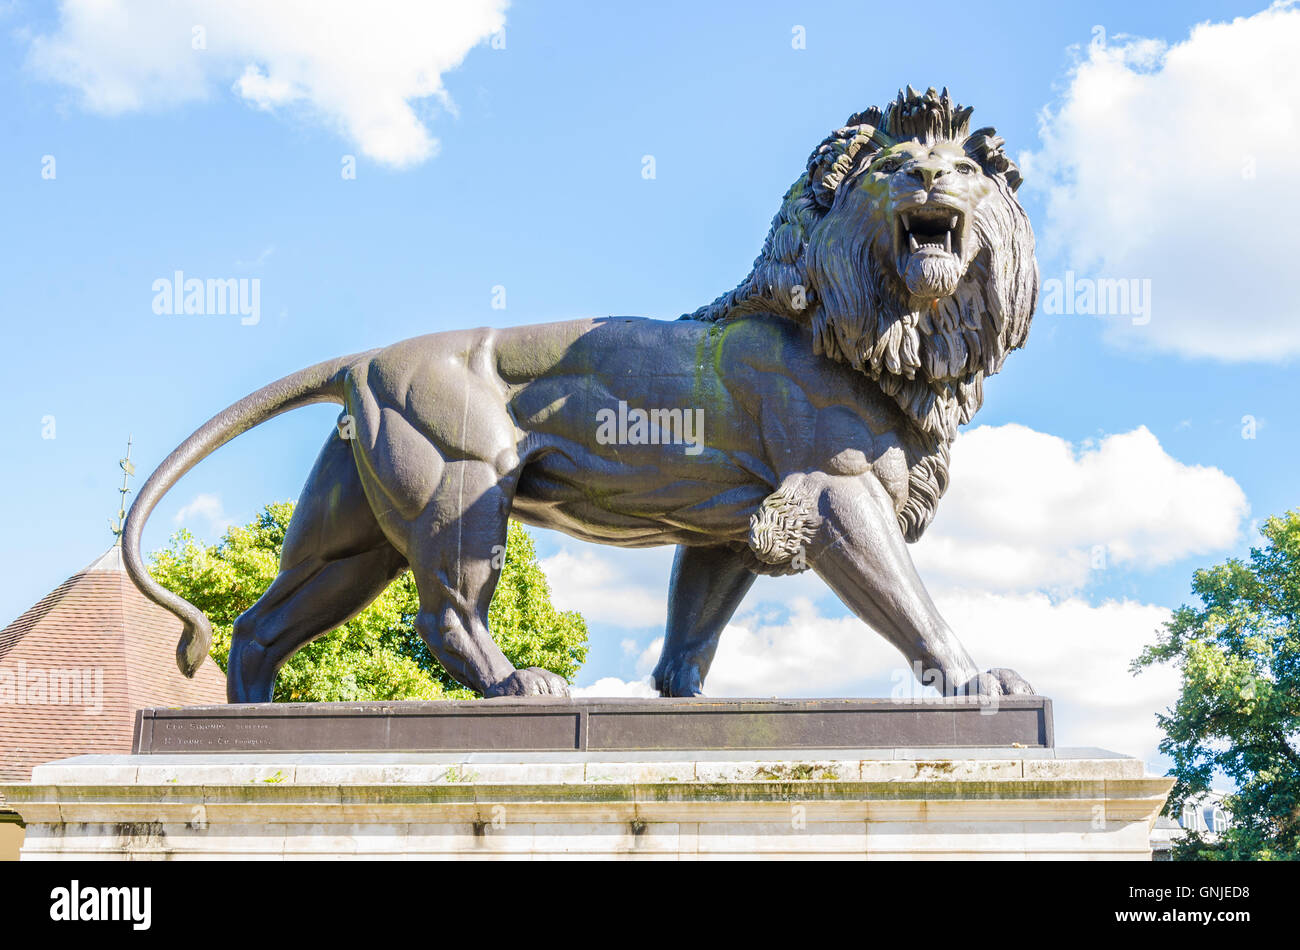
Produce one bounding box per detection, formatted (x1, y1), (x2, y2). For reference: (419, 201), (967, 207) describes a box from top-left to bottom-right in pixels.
(0, 544), (227, 783)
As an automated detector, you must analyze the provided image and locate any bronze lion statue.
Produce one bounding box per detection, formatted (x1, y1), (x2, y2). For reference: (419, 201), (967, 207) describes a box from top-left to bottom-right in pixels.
(123, 86), (1038, 702)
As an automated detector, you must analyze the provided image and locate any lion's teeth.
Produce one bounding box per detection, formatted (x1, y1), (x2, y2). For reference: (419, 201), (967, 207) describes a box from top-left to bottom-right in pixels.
(902, 213), (911, 230)
(949, 215), (958, 229)
(908, 233), (918, 251)
(945, 230), (952, 252)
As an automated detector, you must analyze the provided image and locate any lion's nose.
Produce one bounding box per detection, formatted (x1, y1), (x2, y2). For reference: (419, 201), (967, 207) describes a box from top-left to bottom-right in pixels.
(916, 164), (946, 190)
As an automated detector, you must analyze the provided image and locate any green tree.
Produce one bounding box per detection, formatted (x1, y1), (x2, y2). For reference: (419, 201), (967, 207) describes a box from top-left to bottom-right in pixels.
(1133, 510), (1300, 860)
(149, 502), (589, 701)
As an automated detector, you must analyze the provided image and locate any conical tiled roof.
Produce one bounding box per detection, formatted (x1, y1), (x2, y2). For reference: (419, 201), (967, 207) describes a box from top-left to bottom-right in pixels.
(0, 544), (227, 782)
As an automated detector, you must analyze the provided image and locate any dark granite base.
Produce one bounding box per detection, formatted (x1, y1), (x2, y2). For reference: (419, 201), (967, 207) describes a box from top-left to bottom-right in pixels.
(132, 696), (1053, 753)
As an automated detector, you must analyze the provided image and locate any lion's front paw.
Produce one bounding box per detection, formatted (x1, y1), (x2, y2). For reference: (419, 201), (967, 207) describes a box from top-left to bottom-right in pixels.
(959, 668), (1035, 697)
(652, 660), (706, 697)
(484, 667), (570, 698)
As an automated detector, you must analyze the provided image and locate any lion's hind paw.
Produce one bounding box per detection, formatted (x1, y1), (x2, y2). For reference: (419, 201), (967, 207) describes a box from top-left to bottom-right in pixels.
(960, 668), (1035, 697)
(484, 667), (570, 698)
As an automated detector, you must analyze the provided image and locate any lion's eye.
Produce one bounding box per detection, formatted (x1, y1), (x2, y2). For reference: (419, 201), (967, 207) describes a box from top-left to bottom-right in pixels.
(876, 157), (903, 174)
(955, 161), (977, 175)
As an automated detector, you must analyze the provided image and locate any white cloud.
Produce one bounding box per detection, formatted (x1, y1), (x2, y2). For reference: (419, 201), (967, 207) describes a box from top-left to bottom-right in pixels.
(932, 590), (1178, 758)
(705, 598), (903, 698)
(912, 424), (1248, 593)
(26, 0), (508, 168)
(1023, 1), (1300, 360)
(539, 547), (671, 630)
(173, 492), (233, 535)
(571, 676), (657, 698)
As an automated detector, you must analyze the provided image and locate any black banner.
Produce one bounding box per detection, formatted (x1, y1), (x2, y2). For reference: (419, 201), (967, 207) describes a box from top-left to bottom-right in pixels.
(0, 858), (1287, 938)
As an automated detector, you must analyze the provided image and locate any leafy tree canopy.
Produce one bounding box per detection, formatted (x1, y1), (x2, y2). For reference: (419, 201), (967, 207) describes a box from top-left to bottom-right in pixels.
(1134, 510), (1300, 860)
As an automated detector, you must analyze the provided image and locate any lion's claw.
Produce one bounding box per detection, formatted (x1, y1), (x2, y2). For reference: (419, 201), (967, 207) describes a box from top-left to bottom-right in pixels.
(484, 667), (570, 698)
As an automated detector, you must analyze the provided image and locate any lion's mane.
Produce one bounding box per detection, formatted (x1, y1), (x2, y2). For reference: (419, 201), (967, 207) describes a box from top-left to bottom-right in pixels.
(688, 87), (1037, 541)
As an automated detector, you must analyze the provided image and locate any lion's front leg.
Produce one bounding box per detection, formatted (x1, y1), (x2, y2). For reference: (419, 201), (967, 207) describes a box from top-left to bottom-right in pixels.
(791, 471), (1033, 697)
(653, 545), (757, 697)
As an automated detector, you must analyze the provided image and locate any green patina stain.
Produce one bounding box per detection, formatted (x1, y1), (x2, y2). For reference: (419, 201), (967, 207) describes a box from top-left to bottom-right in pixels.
(691, 318), (743, 416)
(754, 762), (840, 782)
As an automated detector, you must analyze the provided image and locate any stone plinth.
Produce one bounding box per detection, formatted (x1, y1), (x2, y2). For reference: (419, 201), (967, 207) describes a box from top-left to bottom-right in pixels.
(131, 696), (1053, 753)
(3, 747), (1172, 860)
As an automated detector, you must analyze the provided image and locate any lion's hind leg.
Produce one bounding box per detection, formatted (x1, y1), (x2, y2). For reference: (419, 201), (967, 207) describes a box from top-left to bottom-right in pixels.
(226, 430), (407, 703)
(345, 355), (566, 699)
(402, 459), (569, 698)
(227, 546), (407, 703)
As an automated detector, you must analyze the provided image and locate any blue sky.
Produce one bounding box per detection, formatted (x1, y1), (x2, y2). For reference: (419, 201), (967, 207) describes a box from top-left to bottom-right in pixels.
(3, 0), (1297, 764)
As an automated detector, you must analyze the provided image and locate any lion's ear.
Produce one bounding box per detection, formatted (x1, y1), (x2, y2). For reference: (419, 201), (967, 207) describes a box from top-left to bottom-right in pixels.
(965, 127), (1024, 192)
(808, 143), (847, 209)
(807, 125), (891, 208)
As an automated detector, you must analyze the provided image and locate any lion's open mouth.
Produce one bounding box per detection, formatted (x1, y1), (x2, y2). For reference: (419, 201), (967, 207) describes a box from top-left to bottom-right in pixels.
(895, 207), (964, 261)
(893, 205), (967, 298)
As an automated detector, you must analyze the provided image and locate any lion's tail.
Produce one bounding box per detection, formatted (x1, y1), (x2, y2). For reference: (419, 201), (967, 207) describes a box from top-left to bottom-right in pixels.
(122, 352), (371, 677)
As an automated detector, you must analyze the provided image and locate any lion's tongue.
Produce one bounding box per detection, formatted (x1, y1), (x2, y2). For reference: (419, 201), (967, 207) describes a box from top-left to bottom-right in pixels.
(903, 251), (961, 299)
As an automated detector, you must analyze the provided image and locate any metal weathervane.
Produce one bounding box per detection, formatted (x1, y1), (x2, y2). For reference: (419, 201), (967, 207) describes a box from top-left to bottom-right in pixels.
(110, 435), (135, 543)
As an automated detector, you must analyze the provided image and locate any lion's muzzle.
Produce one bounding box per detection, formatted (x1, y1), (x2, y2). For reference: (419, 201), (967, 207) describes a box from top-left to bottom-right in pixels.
(895, 205), (967, 298)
